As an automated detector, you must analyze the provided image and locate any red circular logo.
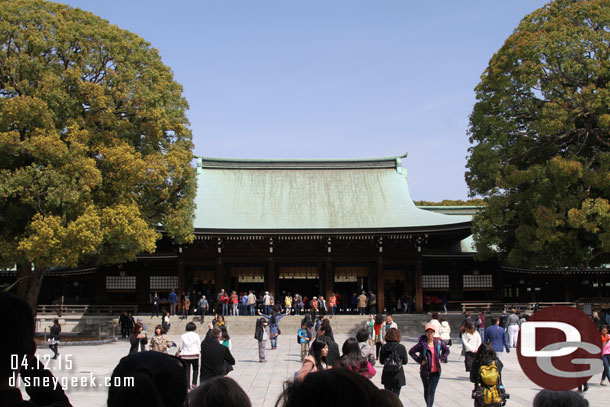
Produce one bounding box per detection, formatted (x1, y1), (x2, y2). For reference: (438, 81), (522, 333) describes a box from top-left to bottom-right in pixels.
(517, 306), (602, 390)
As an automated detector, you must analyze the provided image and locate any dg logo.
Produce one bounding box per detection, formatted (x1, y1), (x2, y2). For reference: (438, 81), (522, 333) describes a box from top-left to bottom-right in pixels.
(517, 306), (603, 390)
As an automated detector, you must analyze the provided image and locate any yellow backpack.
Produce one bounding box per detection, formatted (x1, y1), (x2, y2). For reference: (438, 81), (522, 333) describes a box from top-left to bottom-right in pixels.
(479, 362), (502, 405)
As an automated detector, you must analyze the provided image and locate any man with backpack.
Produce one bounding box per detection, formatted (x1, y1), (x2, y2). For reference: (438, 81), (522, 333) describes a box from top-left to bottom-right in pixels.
(470, 342), (509, 406)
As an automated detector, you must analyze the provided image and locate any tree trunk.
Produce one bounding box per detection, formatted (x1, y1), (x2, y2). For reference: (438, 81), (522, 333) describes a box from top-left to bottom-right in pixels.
(15, 263), (45, 316)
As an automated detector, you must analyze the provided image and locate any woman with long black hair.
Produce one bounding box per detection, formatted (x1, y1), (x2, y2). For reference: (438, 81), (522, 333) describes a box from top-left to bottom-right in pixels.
(470, 342), (508, 407)
(296, 339), (329, 381)
(335, 337), (376, 379)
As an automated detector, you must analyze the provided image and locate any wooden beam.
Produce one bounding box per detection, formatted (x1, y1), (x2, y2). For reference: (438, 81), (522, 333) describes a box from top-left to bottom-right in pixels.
(377, 258), (384, 313)
(415, 260), (423, 312)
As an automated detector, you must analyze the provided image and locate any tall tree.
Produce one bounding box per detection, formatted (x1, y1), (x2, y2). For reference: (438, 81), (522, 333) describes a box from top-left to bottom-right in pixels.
(0, 0), (196, 308)
(466, 0), (610, 269)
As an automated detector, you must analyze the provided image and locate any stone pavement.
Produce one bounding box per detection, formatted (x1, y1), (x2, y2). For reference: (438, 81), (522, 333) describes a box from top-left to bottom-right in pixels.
(24, 332), (603, 407)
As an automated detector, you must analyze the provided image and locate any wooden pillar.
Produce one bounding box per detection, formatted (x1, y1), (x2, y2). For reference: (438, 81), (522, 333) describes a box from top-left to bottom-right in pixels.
(267, 260), (276, 298)
(178, 252), (184, 312)
(325, 259), (333, 300)
(215, 258), (224, 293)
(377, 258), (384, 313)
(415, 259), (423, 313)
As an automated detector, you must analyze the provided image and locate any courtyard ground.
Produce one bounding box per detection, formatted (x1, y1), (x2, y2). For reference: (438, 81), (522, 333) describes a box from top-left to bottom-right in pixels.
(23, 332), (602, 407)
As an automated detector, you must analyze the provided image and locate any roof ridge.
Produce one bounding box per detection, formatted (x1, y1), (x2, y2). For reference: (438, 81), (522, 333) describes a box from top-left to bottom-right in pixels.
(196, 154), (408, 170)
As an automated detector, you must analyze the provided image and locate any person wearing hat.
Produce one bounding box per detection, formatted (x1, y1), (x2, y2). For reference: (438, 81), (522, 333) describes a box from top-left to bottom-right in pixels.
(254, 317), (269, 363)
(263, 291), (272, 315)
(409, 323), (450, 407)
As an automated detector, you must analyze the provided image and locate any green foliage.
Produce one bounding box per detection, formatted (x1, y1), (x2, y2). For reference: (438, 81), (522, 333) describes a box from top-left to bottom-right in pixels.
(0, 0), (196, 281)
(466, 0), (610, 268)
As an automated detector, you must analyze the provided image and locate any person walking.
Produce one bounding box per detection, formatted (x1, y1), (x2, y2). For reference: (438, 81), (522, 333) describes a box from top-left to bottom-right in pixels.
(220, 291), (229, 317)
(409, 324), (450, 407)
(49, 319), (61, 359)
(241, 292), (248, 316)
(601, 325), (610, 386)
(179, 322), (201, 389)
(476, 312), (486, 342)
(373, 314), (385, 360)
(329, 293), (337, 316)
(150, 325), (172, 353)
(259, 309), (288, 350)
(357, 291), (368, 315)
(429, 312), (442, 339)
(247, 291), (257, 316)
(484, 317), (510, 360)
(197, 295), (209, 324)
(200, 327), (235, 381)
(296, 339), (329, 381)
(506, 309), (521, 348)
(462, 321), (482, 372)
(230, 291), (239, 316)
(298, 321), (311, 362)
(169, 289), (178, 316)
(263, 291), (272, 315)
(379, 328), (408, 396)
(356, 328), (376, 366)
(336, 337), (376, 379)
(439, 318), (451, 345)
(182, 294), (191, 319)
(152, 292), (160, 318)
(284, 293), (292, 315)
(129, 323), (146, 355)
(162, 310), (171, 333)
(381, 314), (398, 340)
(470, 342), (508, 407)
(254, 317), (269, 362)
(368, 291), (377, 315)
(365, 314), (375, 345)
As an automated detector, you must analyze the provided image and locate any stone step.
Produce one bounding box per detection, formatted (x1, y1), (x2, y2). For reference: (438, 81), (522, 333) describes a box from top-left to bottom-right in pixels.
(131, 313), (475, 337)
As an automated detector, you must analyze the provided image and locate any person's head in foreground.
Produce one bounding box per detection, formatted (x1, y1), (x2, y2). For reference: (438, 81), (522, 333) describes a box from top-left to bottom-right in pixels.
(532, 389), (589, 407)
(189, 376), (251, 407)
(0, 291), (35, 386)
(107, 351), (187, 407)
(275, 368), (399, 407)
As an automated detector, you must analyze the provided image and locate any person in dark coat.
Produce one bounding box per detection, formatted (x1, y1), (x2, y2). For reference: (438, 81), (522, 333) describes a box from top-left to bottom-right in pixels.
(409, 323), (450, 407)
(200, 327), (235, 381)
(316, 319), (340, 366)
(49, 319), (61, 359)
(379, 328), (408, 396)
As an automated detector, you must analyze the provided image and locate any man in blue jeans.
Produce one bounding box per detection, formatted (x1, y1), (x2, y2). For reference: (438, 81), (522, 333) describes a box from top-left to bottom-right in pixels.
(484, 316), (510, 359)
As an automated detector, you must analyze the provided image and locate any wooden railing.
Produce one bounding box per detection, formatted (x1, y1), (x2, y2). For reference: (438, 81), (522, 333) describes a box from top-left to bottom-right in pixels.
(461, 301), (502, 313)
(37, 304), (138, 315)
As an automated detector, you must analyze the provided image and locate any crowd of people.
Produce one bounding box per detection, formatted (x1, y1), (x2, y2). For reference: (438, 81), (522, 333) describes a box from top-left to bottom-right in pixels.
(146, 288), (424, 319)
(1, 290), (596, 407)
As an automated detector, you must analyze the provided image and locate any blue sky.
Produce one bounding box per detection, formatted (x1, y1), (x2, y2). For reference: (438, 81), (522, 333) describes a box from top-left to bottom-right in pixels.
(58, 0), (548, 201)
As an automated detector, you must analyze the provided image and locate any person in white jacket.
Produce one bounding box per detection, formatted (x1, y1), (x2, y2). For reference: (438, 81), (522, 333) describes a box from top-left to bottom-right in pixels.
(179, 322), (201, 389)
(380, 314), (398, 341)
(428, 312), (442, 339)
(461, 320), (481, 373)
(439, 318), (452, 354)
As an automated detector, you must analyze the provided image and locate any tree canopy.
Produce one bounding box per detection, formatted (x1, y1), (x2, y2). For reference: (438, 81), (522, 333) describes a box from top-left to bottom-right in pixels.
(466, 0), (610, 269)
(0, 0), (196, 305)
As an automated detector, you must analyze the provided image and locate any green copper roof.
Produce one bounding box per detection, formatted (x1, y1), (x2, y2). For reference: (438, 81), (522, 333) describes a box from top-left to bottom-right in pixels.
(193, 156), (471, 233)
